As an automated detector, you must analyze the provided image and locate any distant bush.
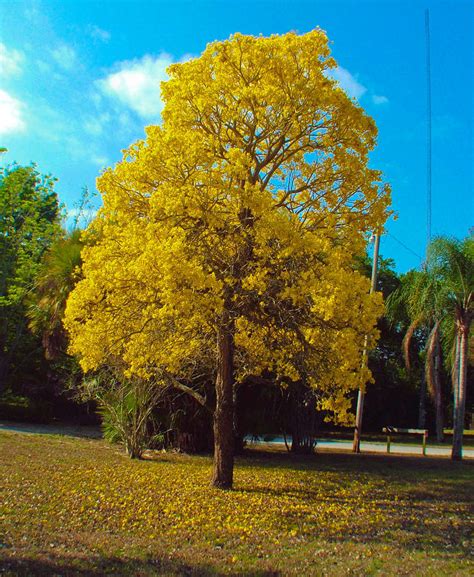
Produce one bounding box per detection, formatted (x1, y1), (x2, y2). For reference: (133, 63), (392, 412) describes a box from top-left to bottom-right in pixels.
(0, 393), (53, 423)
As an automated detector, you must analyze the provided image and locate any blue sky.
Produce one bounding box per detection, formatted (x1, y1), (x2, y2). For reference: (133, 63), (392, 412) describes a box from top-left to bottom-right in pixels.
(1, 0), (472, 271)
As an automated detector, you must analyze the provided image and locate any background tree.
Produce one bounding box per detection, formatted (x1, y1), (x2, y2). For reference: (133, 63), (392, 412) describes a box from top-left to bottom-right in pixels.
(387, 269), (448, 442)
(356, 255), (421, 431)
(65, 30), (390, 488)
(426, 237), (472, 459)
(388, 236), (472, 457)
(0, 164), (61, 392)
(27, 228), (84, 361)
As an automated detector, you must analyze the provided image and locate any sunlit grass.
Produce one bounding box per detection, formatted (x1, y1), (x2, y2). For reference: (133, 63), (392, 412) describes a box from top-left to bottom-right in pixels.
(0, 431), (472, 576)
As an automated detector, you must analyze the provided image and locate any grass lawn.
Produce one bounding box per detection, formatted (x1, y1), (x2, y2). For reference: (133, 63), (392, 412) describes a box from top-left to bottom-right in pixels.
(0, 431), (472, 576)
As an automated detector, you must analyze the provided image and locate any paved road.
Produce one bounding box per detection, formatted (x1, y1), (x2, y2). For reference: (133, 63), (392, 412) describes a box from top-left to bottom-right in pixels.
(319, 439), (474, 458)
(247, 437), (474, 458)
(0, 421), (101, 439)
(1, 422), (473, 459)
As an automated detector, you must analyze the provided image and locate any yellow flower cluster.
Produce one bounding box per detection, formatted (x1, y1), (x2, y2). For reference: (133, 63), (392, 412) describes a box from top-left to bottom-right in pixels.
(64, 30), (390, 422)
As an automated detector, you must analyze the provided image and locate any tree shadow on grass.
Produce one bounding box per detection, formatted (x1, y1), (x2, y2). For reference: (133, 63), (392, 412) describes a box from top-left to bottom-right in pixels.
(240, 447), (474, 477)
(0, 553), (280, 577)
(238, 450), (473, 508)
(234, 450), (473, 558)
(238, 452), (473, 500)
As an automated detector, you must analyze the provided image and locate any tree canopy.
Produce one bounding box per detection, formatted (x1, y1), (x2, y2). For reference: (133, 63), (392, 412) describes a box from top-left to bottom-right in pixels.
(64, 30), (390, 487)
(0, 164), (61, 390)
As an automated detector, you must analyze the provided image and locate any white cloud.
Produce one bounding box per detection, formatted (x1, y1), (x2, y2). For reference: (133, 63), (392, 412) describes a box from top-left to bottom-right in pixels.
(67, 207), (99, 219)
(329, 66), (367, 100)
(118, 110), (133, 128)
(83, 112), (111, 136)
(0, 89), (26, 135)
(24, 1), (41, 22)
(87, 25), (111, 43)
(372, 94), (389, 105)
(0, 43), (23, 76)
(51, 44), (78, 71)
(99, 54), (174, 118)
(90, 155), (109, 167)
(36, 59), (52, 74)
(66, 207), (99, 229)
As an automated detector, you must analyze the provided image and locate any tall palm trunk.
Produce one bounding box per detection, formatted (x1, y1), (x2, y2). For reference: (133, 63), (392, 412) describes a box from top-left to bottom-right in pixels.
(426, 322), (444, 442)
(418, 373), (427, 429)
(403, 319), (429, 430)
(212, 318), (235, 489)
(452, 322), (469, 460)
(433, 338), (444, 442)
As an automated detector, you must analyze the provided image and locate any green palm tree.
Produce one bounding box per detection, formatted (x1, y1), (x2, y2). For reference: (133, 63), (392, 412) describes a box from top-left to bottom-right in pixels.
(388, 236), (473, 458)
(27, 184), (98, 355)
(387, 269), (444, 441)
(426, 237), (473, 459)
(27, 229), (84, 360)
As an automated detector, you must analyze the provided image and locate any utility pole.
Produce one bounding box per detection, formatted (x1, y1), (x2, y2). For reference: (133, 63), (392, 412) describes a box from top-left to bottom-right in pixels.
(352, 233), (381, 453)
(418, 9), (432, 429)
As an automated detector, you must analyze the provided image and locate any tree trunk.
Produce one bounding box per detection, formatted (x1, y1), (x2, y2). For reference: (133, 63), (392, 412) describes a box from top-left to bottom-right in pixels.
(290, 382), (317, 454)
(433, 329), (444, 443)
(233, 384), (245, 455)
(451, 332), (460, 441)
(452, 324), (468, 460)
(211, 323), (235, 489)
(0, 356), (8, 395)
(418, 371), (427, 429)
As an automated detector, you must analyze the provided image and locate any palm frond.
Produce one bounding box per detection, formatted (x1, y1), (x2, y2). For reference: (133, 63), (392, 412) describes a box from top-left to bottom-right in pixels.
(402, 318), (421, 371)
(440, 315), (457, 373)
(26, 229), (84, 358)
(427, 236), (474, 318)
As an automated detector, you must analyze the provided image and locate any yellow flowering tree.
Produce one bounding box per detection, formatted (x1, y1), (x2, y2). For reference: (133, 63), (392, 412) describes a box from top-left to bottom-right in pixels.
(65, 30), (390, 488)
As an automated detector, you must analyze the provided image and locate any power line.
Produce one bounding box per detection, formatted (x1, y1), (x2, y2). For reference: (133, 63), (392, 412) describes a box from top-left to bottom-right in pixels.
(387, 233), (423, 261)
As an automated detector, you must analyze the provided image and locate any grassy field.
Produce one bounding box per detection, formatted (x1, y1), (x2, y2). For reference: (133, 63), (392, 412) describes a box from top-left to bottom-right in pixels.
(0, 431), (472, 576)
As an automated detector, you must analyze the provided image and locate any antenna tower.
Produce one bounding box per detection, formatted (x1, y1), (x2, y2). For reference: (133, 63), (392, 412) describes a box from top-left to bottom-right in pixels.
(425, 9), (432, 252)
